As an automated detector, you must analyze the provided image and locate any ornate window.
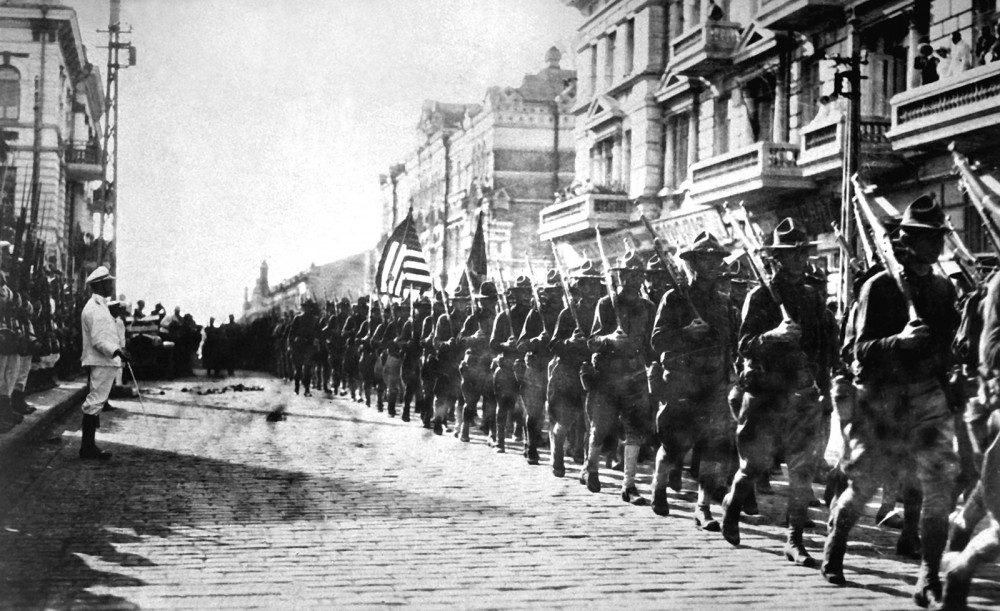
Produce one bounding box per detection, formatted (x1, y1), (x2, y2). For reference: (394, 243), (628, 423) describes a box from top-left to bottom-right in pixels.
(0, 65), (20, 120)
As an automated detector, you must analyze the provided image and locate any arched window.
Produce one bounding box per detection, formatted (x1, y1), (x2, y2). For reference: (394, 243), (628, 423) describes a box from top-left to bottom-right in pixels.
(0, 66), (20, 120)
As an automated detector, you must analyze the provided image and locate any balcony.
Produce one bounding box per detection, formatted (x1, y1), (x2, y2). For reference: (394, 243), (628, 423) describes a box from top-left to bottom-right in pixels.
(666, 21), (740, 77)
(886, 61), (1000, 151)
(538, 191), (630, 242)
(65, 145), (103, 181)
(798, 116), (899, 178)
(687, 141), (813, 207)
(756, 0), (845, 32)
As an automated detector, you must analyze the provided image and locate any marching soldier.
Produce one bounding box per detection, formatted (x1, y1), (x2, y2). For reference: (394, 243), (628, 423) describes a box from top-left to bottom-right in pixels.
(288, 299), (322, 396)
(584, 251), (656, 505)
(939, 264), (1000, 609)
(821, 197), (960, 608)
(380, 300), (407, 417)
(341, 298), (367, 402)
(430, 285), (472, 435)
(492, 276), (532, 448)
(357, 299), (383, 407)
(642, 254), (673, 308)
(458, 282), (499, 444)
(548, 261), (602, 477)
(721, 219), (831, 569)
(399, 295), (432, 422)
(326, 298), (351, 396)
(649, 232), (734, 528)
(517, 270), (564, 466)
(417, 295), (445, 428)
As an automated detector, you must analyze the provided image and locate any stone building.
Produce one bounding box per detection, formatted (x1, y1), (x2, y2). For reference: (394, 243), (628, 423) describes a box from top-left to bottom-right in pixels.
(242, 254), (374, 320)
(0, 1), (104, 281)
(549, 0), (1000, 281)
(379, 47), (576, 290)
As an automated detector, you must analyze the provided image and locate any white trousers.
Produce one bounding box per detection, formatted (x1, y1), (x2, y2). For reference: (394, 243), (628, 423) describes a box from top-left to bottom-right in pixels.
(83, 366), (119, 415)
(0, 353), (19, 397)
(14, 355), (31, 391)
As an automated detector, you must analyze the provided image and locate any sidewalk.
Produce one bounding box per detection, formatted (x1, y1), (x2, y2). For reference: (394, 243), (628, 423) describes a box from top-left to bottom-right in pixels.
(0, 378), (87, 463)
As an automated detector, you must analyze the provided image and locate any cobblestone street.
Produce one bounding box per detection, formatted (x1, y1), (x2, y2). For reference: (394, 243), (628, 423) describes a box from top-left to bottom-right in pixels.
(0, 374), (997, 609)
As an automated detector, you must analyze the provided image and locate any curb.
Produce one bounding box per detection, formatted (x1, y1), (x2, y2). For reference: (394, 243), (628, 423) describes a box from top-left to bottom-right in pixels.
(0, 379), (87, 464)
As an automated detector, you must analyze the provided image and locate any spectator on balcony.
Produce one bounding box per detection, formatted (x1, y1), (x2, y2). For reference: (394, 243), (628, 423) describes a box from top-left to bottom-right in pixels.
(949, 31), (973, 74)
(915, 43), (939, 85)
(804, 94), (845, 130)
(975, 24), (996, 65)
(991, 22), (1000, 63)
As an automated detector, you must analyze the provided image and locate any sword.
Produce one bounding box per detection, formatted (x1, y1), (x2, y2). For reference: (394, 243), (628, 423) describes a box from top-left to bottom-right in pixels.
(125, 361), (150, 428)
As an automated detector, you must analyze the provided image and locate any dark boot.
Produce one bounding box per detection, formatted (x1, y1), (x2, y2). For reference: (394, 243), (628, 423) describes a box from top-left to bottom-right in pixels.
(785, 526), (817, 567)
(11, 390), (34, 415)
(822, 509), (855, 586)
(667, 465), (683, 492)
(652, 488), (670, 516)
(586, 471), (601, 493)
(401, 401), (411, 422)
(78, 414), (112, 460)
(551, 431), (565, 477)
(721, 475), (752, 547)
(742, 487), (760, 516)
(898, 490), (922, 559)
(387, 398), (397, 418)
(525, 416), (540, 465)
(913, 517), (949, 608)
(432, 417), (443, 436)
(695, 505), (720, 532)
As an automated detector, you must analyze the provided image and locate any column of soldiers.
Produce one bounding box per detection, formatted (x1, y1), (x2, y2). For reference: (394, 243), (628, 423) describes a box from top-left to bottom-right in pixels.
(260, 194), (998, 610)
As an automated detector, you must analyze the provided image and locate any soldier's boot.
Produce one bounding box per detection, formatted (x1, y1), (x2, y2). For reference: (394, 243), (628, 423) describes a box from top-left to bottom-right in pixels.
(401, 402), (410, 422)
(494, 417), (506, 451)
(387, 397), (397, 418)
(913, 517), (949, 608)
(525, 416), (540, 465)
(821, 507), (856, 585)
(11, 390), (34, 415)
(621, 445), (648, 506)
(432, 417), (444, 436)
(667, 465), (683, 492)
(550, 427), (565, 477)
(721, 474), (753, 547)
(784, 526), (817, 567)
(587, 470), (601, 493)
(294, 376), (301, 395)
(742, 487), (760, 516)
(897, 494), (922, 560)
(651, 488), (670, 516)
(78, 414), (112, 460)
(696, 505), (720, 532)
(459, 419), (471, 443)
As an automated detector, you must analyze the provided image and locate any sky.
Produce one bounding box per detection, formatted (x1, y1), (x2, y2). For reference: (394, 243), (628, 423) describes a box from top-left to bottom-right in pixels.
(70, 0), (582, 322)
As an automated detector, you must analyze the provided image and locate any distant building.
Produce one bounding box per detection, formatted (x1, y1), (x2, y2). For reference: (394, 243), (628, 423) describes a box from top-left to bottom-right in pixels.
(0, 1), (105, 282)
(379, 47), (576, 289)
(242, 254), (374, 320)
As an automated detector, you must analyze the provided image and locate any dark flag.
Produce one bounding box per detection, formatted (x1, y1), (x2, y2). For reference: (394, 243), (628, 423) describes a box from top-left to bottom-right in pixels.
(464, 211), (488, 292)
(375, 209), (432, 297)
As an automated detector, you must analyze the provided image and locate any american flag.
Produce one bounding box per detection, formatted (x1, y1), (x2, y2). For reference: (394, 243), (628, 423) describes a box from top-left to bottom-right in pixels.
(375, 210), (432, 296)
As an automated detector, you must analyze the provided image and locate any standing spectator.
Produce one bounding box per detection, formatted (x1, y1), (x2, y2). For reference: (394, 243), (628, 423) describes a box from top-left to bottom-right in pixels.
(79, 266), (130, 460)
(950, 31), (973, 73)
(221, 314), (240, 375)
(916, 43), (939, 85)
(976, 23), (996, 65)
(132, 300), (146, 319)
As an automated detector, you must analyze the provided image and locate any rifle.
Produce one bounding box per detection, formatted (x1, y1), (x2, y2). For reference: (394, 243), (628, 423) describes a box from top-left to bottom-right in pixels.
(943, 215), (983, 285)
(550, 242), (581, 333)
(952, 147), (1000, 253)
(594, 227), (624, 333)
(831, 221), (864, 274)
(523, 257), (547, 334)
(851, 175), (921, 323)
(639, 215), (704, 322)
(722, 205), (794, 323)
(852, 205), (877, 267)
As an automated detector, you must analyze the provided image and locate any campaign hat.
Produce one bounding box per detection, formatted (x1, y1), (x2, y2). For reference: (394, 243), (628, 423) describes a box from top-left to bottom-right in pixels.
(764, 218), (811, 250)
(679, 232), (729, 260)
(612, 250), (644, 271)
(899, 194), (948, 232)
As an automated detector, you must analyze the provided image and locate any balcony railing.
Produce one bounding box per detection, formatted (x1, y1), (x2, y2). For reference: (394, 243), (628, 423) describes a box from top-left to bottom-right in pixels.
(538, 191), (630, 241)
(887, 61), (1000, 151)
(756, 0), (845, 31)
(798, 116), (897, 177)
(667, 21), (740, 77)
(65, 145), (103, 181)
(687, 141), (813, 206)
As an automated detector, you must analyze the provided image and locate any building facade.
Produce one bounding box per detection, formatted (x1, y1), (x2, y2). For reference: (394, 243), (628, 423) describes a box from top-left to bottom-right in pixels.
(379, 48), (577, 290)
(0, 1), (105, 283)
(549, 0), (1000, 280)
(243, 254), (374, 320)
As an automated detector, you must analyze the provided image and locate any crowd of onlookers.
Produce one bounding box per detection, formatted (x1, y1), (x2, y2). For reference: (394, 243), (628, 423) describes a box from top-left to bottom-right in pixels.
(916, 24), (1000, 86)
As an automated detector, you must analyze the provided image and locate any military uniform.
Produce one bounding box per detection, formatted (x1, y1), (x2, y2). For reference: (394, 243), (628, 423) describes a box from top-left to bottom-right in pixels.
(722, 219), (831, 569)
(649, 233), (734, 527)
(458, 282), (499, 444)
(821, 197), (960, 608)
(516, 271), (563, 465)
(491, 278), (532, 449)
(430, 288), (471, 435)
(288, 301), (322, 396)
(584, 251), (655, 504)
(547, 261), (601, 477)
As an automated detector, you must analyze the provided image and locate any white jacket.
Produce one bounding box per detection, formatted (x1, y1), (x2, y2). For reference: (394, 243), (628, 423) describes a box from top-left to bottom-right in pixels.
(81, 294), (121, 368)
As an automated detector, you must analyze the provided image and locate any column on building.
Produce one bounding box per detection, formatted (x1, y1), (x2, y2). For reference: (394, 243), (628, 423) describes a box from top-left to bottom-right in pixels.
(683, 0), (699, 28)
(668, 0), (683, 40)
(596, 34), (611, 94)
(773, 49), (790, 144)
(687, 90), (700, 172)
(578, 44), (594, 101)
(615, 21), (630, 80)
(635, 3), (667, 74)
(612, 131), (623, 185)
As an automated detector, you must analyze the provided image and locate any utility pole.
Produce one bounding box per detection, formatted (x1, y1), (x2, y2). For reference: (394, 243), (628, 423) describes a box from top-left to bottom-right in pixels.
(96, 0), (136, 275)
(830, 13), (865, 315)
